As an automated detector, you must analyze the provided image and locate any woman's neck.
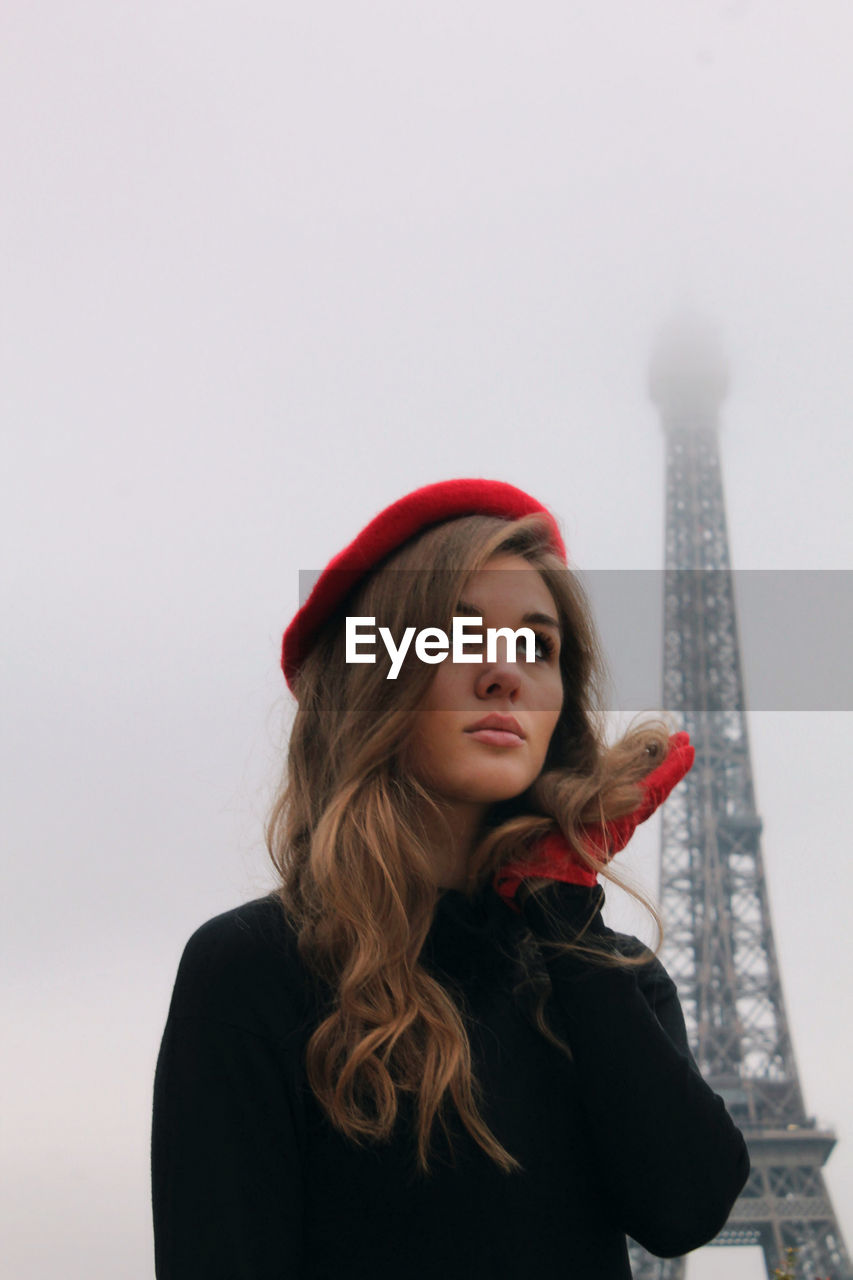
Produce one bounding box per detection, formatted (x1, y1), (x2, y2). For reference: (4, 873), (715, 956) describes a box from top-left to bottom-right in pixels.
(421, 800), (487, 892)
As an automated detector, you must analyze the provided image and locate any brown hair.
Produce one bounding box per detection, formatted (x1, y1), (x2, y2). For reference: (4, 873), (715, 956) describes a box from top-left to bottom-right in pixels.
(266, 513), (672, 1174)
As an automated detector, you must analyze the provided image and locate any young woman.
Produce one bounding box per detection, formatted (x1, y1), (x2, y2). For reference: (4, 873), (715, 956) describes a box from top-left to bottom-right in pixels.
(151, 478), (749, 1279)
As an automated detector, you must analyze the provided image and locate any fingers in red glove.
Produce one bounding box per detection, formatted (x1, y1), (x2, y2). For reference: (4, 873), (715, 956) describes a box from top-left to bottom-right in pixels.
(586, 730), (695, 857)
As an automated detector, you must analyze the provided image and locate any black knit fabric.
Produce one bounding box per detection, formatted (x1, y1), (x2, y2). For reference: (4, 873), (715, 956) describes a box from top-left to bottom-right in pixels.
(151, 883), (749, 1279)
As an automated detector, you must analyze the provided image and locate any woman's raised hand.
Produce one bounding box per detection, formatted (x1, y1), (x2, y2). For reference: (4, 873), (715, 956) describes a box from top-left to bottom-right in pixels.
(493, 731), (695, 908)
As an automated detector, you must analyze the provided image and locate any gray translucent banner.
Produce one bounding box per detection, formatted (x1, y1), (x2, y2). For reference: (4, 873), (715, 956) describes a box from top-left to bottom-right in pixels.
(295, 569), (853, 711)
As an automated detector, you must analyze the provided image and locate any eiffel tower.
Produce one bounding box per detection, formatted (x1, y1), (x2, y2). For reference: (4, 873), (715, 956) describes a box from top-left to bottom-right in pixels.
(626, 316), (852, 1280)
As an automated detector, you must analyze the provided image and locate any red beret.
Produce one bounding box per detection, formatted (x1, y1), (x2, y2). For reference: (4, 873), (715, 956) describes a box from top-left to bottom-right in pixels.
(281, 477), (567, 691)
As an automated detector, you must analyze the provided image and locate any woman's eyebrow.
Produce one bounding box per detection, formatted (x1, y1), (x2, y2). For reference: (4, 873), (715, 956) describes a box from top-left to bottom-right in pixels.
(522, 610), (561, 632)
(455, 599), (561, 631)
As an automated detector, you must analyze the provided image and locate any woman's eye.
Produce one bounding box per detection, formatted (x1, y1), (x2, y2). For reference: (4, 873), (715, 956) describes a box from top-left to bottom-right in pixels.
(534, 632), (557, 661)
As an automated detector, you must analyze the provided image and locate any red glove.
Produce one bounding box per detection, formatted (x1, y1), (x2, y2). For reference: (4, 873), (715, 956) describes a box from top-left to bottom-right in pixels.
(493, 732), (695, 909)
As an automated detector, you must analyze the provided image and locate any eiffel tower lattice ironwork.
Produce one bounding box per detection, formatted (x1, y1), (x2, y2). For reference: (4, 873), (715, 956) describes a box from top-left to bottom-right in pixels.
(626, 318), (852, 1280)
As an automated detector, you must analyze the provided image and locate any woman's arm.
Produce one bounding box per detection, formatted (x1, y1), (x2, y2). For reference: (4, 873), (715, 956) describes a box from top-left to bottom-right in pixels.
(151, 905), (307, 1279)
(520, 882), (750, 1259)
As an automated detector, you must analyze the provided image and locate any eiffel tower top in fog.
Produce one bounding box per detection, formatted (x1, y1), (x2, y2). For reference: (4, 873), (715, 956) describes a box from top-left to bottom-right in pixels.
(649, 311), (729, 432)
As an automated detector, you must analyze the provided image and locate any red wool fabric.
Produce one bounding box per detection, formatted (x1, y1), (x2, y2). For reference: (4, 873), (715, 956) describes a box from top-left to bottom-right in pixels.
(493, 732), (696, 907)
(281, 477), (567, 691)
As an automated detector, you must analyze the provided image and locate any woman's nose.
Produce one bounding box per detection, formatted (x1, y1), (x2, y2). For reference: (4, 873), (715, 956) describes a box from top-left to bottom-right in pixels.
(474, 660), (522, 701)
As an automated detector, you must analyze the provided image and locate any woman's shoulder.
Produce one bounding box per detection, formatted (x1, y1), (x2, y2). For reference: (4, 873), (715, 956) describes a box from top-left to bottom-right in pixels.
(168, 893), (322, 1043)
(598, 923), (680, 1005)
(180, 892), (299, 964)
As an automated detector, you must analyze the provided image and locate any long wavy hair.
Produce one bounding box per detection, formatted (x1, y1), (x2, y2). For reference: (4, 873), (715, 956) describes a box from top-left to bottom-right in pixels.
(266, 512), (673, 1174)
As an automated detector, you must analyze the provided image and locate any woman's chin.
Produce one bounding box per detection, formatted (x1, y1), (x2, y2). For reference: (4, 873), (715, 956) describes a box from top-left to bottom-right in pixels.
(448, 771), (539, 808)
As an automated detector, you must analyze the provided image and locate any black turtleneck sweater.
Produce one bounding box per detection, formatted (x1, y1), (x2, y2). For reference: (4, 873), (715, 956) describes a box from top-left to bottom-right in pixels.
(151, 882), (749, 1279)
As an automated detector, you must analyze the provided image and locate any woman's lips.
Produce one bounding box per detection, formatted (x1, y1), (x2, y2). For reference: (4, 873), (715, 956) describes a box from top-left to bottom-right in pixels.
(466, 728), (525, 748)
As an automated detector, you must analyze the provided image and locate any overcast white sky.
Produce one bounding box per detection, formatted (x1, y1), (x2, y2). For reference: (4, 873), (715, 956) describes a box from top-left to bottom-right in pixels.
(2, 3), (852, 1276)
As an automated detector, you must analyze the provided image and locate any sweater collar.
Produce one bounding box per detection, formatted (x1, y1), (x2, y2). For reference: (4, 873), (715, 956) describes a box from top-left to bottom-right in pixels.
(423, 881), (524, 982)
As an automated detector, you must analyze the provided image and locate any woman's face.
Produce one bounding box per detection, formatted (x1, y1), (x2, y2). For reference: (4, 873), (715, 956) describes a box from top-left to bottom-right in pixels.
(407, 552), (564, 813)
